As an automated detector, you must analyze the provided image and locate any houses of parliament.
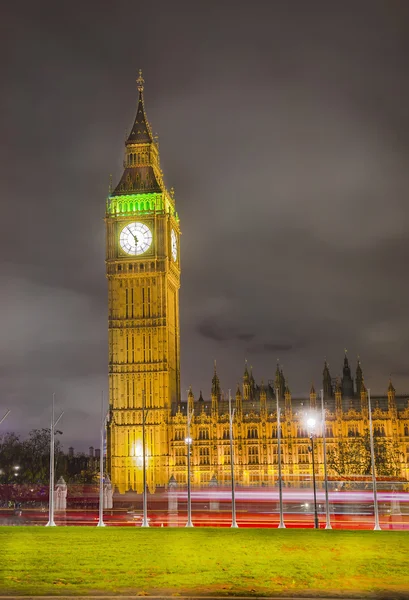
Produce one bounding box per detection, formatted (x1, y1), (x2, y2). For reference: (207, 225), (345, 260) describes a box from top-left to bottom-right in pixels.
(106, 74), (409, 493)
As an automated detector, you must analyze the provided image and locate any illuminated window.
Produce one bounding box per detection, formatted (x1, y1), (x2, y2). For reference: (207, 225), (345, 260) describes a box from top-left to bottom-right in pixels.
(199, 447), (210, 465)
(298, 445), (310, 464)
(248, 446), (259, 464)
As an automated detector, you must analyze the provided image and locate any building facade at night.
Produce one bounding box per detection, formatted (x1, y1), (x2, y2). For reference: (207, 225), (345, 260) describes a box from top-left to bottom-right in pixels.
(106, 78), (409, 493)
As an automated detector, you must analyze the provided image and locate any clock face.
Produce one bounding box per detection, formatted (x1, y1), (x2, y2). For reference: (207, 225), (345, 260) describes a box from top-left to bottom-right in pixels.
(119, 222), (152, 256)
(171, 229), (178, 262)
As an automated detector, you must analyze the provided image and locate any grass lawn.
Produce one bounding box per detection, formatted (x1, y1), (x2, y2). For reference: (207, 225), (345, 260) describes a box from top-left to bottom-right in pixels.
(0, 527), (408, 597)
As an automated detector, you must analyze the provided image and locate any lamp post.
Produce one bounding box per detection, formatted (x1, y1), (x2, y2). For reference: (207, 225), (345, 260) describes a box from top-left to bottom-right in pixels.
(0, 410), (10, 426)
(307, 417), (319, 530)
(228, 389), (238, 528)
(320, 390), (332, 529)
(46, 394), (64, 527)
(367, 388), (381, 531)
(185, 400), (194, 527)
(141, 388), (149, 528)
(97, 392), (109, 528)
(275, 388), (285, 529)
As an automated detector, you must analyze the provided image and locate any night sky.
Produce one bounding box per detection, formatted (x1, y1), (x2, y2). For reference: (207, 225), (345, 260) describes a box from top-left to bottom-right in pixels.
(2, 1), (409, 449)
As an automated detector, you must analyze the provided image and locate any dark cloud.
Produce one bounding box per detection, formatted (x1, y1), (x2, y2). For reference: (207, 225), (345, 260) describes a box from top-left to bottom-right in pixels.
(1, 0), (409, 447)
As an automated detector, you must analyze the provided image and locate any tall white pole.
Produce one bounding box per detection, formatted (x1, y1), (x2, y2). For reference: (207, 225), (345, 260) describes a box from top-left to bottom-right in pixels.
(46, 394), (56, 527)
(276, 388), (285, 529)
(141, 388), (149, 527)
(186, 394), (194, 527)
(368, 388), (381, 531)
(0, 410), (10, 426)
(228, 390), (238, 528)
(320, 389), (332, 529)
(97, 391), (106, 527)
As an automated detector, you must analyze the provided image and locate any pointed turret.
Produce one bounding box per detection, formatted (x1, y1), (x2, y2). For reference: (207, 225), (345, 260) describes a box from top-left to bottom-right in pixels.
(235, 383), (242, 416)
(284, 383), (292, 416)
(360, 379), (368, 416)
(126, 71), (153, 144)
(198, 390), (205, 413)
(211, 361), (220, 415)
(274, 361), (285, 399)
(388, 377), (396, 414)
(335, 378), (342, 414)
(355, 358), (363, 397)
(309, 383), (317, 409)
(211, 361), (221, 398)
(323, 361), (333, 399)
(188, 386), (194, 414)
(243, 360), (250, 400)
(341, 350), (354, 398)
(260, 380), (267, 416)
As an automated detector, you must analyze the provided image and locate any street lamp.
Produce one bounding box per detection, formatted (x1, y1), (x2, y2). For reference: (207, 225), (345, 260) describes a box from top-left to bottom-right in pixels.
(185, 401), (194, 527)
(320, 389), (332, 529)
(97, 391), (109, 528)
(228, 389), (238, 528)
(307, 416), (319, 529)
(46, 393), (64, 527)
(367, 388), (381, 531)
(141, 388), (149, 528)
(275, 388), (285, 529)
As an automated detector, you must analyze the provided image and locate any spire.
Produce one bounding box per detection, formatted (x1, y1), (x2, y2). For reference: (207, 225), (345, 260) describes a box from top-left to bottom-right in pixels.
(126, 70), (153, 145)
(111, 71), (165, 198)
(188, 386), (194, 413)
(388, 377), (396, 413)
(355, 357), (363, 396)
(341, 349), (354, 398)
(211, 360), (221, 398)
(235, 382), (242, 416)
(260, 380), (266, 415)
(335, 378), (342, 413)
(310, 383), (316, 409)
(243, 360), (249, 382)
(323, 360), (333, 399)
(243, 360), (250, 400)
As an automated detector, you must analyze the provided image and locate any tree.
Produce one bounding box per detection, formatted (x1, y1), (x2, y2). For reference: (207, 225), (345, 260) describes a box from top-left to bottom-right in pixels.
(0, 432), (25, 483)
(327, 429), (403, 478)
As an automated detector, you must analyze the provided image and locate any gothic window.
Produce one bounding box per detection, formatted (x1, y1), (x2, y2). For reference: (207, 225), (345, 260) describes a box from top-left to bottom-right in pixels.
(248, 446), (259, 464)
(199, 447), (210, 465)
(223, 446), (231, 464)
(199, 429), (209, 440)
(247, 428), (258, 439)
(298, 445), (310, 464)
(326, 426), (333, 438)
(348, 425), (359, 437)
(404, 425), (409, 436)
(223, 428), (229, 440)
(175, 447), (185, 466)
(175, 429), (184, 441)
(297, 426), (308, 438)
(374, 426), (385, 437)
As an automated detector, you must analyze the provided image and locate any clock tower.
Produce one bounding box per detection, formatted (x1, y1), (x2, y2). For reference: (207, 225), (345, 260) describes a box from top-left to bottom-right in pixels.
(106, 72), (181, 492)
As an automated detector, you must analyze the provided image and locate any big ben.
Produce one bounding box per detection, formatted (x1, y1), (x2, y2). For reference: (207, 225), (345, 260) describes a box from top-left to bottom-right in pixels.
(106, 72), (180, 493)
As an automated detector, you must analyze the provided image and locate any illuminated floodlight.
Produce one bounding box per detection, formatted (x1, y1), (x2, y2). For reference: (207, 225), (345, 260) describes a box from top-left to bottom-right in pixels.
(307, 417), (316, 430)
(13, 465), (20, 470)
(131, 441), (149, 467)
(185, 437), (193, 445)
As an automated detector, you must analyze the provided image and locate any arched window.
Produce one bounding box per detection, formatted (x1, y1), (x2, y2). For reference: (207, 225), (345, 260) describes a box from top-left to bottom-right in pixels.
(404, 425), (409, 436)
(248, 446), (259, 464)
